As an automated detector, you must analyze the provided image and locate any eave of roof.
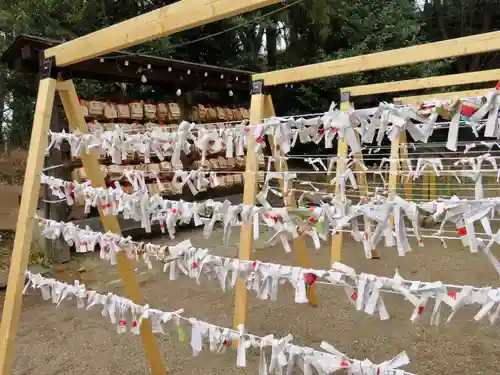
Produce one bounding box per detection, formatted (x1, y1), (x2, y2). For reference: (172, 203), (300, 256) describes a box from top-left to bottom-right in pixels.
(0, 34), (255, 91)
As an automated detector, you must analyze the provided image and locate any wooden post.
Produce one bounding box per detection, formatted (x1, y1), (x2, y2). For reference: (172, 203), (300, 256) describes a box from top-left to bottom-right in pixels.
(331, 94), (379, 261)
(388, 135), (401, 200)
(429, 171), (437, 200)
(423, 172), (430, 200)
(264, 95), (318, 307)
(397, 131), (412, 200)
(0, 78), (57, 375)
(388, 130), (401, 227)
(56, 79), (166, 375)
(351, 131), (380, 259)
(445, 173), (452, 197)
(232, 82), (264, 339)
(330, 97), (349, 264)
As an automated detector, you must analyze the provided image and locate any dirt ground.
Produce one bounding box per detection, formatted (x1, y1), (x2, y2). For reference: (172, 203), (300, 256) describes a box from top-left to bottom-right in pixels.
(0, 184), (22, 231)
(2, 224), (500, 375)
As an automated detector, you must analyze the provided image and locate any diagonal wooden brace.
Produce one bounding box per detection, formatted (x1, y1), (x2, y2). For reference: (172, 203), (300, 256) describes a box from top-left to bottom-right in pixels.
(56, 79), (166, 374)
(0, 78), (58, 375)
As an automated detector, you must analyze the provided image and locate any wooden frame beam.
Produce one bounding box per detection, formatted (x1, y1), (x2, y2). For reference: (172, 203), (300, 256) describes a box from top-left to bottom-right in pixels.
(0, 77), (168, 375)
(265, 95), (318, 307)
(44, 0), (280, 67)
(342, 68), (500, 97)
(0, 78), (57, 374)
(57, 80), (166, 374)
(253, 31), (500, 86)
(232, 91), (263, 341)
(394, 88), (493, 104)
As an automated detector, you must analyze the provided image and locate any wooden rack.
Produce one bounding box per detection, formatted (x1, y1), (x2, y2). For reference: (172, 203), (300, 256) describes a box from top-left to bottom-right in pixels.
(234, 28), (500, 342)
(0, 1), (281, 374)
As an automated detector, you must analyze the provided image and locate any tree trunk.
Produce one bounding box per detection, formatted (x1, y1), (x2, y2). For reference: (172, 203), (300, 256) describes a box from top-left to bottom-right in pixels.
(435, 0), (448, 40)
(266, 18), (278, 71)
(0, 71), (5, 153)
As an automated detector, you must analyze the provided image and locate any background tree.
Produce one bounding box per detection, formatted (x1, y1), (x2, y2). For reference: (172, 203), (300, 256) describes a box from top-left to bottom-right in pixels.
(1, 0), (496, 148)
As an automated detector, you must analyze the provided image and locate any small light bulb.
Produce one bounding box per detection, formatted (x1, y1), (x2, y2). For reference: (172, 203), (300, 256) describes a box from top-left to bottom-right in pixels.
(229, 90), (234, 97)
(220, 74), (224, 79)
(141, 75), (147, 83)
(124, 60), (129, 66)
(147, 64), (151, 69)
(100, 58), (104, 63)
(176, 89), (182, 96)
(204, 72), (208, 77)
(168, 67), (172, 72)
(187, 69), (191, 75)
(235, 77), (239, 81)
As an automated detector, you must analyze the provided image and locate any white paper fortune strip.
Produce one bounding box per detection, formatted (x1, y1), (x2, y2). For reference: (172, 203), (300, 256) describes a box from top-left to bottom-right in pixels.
(39, 169), (500, 272)
(23, 270), (415, 375)
(47, 93), (500, 165)
(33, 220), (500, 327)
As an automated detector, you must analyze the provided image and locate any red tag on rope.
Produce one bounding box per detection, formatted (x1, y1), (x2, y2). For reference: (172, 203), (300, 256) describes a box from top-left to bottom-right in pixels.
(351, 291), (358, 301)
(303, 273), (317, 286)
(457, 227), (467, 236)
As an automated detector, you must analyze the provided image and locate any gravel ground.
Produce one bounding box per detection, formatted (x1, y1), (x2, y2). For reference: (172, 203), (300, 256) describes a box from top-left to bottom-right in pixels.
(2, 225), (500, 375)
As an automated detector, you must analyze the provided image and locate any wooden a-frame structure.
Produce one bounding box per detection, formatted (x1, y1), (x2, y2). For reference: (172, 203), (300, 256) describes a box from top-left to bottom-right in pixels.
(0, 1), (282, 374)
(345, 69), (500, 97)
(394, 87), (494, 104)
(233, 30), (500, 333)
(5, 2), (500, 373)
(340, 69), (500, 203)
(390, 82), (497, 202)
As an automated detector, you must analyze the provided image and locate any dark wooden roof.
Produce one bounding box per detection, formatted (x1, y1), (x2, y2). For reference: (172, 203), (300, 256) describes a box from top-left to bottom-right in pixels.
(0, 34), (253, 91)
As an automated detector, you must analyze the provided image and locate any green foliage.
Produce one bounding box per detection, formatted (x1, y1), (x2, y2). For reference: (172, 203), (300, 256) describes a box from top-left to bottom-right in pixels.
(0, 0), (497, 146)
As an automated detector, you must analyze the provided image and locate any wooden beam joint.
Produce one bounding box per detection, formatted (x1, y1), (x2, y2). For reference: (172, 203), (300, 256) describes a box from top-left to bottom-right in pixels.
(40, 56), (70, 80)
(340, 91), (350, 103)
(251, 79), (272, 95)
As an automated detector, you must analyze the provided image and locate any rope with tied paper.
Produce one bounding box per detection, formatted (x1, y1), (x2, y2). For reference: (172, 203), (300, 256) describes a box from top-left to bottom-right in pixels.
(23, 270), (414, 375)
(26, 229), (500, 328)
(40, 173), (500, 273)
(48, 92), (500, 167)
